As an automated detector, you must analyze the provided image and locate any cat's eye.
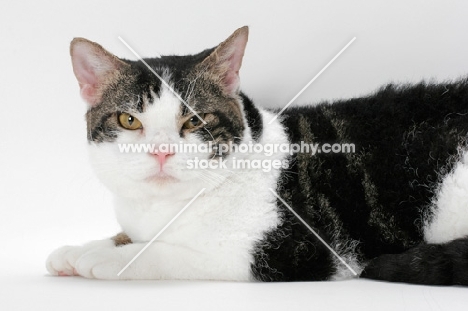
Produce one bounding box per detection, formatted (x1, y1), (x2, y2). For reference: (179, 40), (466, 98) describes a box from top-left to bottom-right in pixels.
(118, 112), (143, 130)
(183, 113), (206, 130)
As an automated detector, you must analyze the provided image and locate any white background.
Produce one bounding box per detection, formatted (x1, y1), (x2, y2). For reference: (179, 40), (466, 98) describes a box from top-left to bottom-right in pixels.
(1, 0), (468, 310)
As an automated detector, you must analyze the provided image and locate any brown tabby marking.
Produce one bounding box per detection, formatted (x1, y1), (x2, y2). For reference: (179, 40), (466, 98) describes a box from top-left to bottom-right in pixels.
(112, 232), (132, 247)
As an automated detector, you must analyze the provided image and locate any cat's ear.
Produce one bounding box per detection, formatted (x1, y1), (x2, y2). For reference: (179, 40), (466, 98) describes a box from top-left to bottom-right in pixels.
(201, 26), (249, 96)
(70, 38), (128, 106)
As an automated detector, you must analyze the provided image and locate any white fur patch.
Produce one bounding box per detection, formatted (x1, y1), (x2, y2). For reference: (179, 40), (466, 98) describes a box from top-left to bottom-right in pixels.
(424, 149), (468, 244)
(330, 240), (363, 281)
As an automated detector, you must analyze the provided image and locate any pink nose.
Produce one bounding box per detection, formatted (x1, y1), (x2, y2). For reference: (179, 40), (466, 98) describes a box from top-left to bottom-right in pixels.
(152, 151), (174, 169)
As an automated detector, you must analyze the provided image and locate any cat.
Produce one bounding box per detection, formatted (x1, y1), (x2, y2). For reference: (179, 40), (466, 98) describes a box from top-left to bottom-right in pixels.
(46, 26), (468, 285)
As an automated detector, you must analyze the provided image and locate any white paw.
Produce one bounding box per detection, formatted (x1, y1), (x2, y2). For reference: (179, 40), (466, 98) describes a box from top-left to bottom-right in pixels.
(74, 248), (124, 280)
(46, 245), (82, 276)
(46, 240), (115, 277)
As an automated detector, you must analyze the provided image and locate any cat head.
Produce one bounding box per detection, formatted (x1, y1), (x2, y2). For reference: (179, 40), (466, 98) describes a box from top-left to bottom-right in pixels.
(70, 27), (255, 199)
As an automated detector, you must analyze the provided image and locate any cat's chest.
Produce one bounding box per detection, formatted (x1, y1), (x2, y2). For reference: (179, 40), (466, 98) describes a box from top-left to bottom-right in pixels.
(113, 181), (281, 246)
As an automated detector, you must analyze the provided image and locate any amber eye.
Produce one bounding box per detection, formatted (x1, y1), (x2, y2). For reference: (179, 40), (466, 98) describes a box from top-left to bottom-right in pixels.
(183, 113), (206, 129)
(118, 112), (142, 130)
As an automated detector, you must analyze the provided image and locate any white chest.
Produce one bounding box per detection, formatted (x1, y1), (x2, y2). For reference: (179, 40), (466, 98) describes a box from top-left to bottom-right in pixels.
(114, 172), (282, 250)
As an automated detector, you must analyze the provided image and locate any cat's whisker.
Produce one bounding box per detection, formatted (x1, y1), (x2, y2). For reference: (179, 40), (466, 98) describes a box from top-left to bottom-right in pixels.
(201, 168), (237, 186)
(200, 176), (220, 189)
(197, 168), (224, 181)
(194, 171), (220, 188)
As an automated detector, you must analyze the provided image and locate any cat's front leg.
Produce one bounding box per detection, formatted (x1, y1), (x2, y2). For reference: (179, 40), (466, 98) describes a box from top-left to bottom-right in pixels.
(46, 239), (117, 276)
(73, 242), (147, 280)
(72, 240), (251, 280)
(46, 233), (147, 280)
(48, 231), (251, 280)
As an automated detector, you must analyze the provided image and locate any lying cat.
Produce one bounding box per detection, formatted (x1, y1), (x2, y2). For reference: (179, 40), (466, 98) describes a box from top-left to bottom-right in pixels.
(46, 26), (468, 285)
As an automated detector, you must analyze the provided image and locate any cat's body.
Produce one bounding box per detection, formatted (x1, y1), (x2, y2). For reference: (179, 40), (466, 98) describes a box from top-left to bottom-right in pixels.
(47, 27), (468, 285)
(254, 82), (468, 283)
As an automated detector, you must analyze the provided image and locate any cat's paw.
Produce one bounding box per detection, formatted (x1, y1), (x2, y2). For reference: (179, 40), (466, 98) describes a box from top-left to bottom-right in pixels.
(46, 245), (84, 276)
(46, 240), (115, 277)
(74, 248), (124, 280)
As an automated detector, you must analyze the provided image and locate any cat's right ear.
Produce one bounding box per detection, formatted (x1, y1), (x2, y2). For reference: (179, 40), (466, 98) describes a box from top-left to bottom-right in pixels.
(70, 38), (128, 107)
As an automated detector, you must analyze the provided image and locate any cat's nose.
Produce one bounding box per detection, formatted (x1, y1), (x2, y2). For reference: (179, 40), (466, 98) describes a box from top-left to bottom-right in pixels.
(151, 151), (175, 169)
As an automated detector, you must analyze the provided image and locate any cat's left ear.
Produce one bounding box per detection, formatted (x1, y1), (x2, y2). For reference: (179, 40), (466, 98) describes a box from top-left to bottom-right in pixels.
(201, 26), (249, 96)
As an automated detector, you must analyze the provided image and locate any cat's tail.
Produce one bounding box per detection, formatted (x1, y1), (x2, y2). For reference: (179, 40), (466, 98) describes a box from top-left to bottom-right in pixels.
(360, 237), (468, 285)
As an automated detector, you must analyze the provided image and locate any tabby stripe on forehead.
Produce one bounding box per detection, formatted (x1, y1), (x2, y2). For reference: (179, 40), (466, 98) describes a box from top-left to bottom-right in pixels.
(137, 87), (157, 111)
(181, 104), (191, 117)
(136, 95), (145, 112)
(88, 112), (117, 142)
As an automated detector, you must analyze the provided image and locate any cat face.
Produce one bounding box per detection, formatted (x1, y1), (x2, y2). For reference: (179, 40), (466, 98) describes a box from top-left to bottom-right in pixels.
(70, 27), (250, 199)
